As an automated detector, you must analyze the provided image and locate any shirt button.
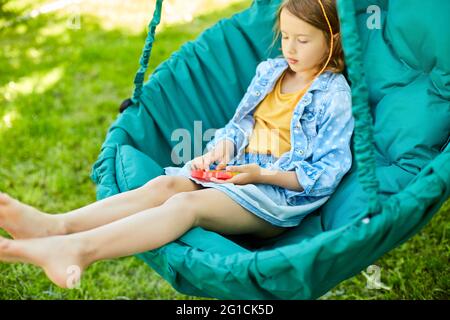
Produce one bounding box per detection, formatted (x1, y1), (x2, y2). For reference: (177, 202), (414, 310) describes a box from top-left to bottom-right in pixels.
(255, 91), (261, 96)
(298, 150), (304, 155)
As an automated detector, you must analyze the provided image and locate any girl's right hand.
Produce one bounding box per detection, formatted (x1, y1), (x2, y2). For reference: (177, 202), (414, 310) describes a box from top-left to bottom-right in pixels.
(190, 139), (235, 171)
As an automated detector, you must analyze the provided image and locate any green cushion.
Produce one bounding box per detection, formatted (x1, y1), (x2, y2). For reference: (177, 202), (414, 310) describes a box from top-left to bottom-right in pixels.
(115, 144), (163, 191)
(320, 0), (450, 230)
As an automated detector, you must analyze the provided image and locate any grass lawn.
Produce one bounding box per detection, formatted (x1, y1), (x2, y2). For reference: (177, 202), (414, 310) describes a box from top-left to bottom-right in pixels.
(0, 0), (449, 300)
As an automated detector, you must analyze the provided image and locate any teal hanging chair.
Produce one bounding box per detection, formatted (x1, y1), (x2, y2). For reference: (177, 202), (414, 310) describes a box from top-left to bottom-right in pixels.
(90, 0), (450, 299)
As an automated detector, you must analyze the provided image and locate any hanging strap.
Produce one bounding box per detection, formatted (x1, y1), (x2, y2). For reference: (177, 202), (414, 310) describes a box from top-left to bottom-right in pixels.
(336, 0), (381, 216)
(131, 0), (164, 104)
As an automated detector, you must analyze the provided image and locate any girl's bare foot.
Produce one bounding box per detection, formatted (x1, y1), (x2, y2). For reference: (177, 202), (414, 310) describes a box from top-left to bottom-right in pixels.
(0, 192), (66, 239)
(0, 235), (87, 289)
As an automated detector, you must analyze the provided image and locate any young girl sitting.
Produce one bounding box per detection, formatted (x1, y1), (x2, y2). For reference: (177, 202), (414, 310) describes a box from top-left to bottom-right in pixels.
(0, 0), (354, 289)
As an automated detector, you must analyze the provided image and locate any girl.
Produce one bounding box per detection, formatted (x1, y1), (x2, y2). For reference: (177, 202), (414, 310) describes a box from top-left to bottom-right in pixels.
(0, 0), (354, 289)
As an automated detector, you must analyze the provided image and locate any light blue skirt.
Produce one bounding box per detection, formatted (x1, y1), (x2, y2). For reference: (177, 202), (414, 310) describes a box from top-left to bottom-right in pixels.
(163, 152), (325, 227)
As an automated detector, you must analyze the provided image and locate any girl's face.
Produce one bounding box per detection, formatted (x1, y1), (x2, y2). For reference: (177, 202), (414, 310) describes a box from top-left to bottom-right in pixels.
(280, 7), (328, 76)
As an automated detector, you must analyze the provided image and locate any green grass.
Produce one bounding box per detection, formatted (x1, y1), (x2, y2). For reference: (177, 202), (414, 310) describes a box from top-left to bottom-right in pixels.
(0, 0), (449, 300)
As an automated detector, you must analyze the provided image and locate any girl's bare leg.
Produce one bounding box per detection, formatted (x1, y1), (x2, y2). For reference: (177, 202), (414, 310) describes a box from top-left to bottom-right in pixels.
(0, 176), (203, 239)
(0, 188), (286, 288)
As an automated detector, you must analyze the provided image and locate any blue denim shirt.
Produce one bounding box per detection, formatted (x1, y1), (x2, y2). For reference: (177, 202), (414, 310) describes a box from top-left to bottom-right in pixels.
(206, 57), (355, 206)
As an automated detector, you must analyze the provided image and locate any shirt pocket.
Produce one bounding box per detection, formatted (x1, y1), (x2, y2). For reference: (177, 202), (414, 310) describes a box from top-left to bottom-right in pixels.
(299, 107), (318, 139)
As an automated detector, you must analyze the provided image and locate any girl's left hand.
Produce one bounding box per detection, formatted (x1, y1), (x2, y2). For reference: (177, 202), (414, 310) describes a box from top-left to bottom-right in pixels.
(209, 164), (263, 185)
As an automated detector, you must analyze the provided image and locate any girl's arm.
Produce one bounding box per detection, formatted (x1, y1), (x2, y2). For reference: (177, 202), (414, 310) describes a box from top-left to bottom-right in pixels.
(210, 163), (304, 192)
(286, 89), (354, 198)
(258, 168), (304, 192)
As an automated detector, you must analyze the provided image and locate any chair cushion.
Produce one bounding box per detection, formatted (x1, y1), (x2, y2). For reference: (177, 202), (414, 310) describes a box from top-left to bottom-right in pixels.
(321, 0), (450, 230)
(115, 144), (164, 191)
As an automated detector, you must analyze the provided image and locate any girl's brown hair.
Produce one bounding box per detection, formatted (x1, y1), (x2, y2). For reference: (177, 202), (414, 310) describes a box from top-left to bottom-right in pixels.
(269, 0), (345, 73)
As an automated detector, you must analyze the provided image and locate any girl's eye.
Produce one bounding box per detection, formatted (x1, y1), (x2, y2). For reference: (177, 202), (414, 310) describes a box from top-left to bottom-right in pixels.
(281, 35), (307, 43)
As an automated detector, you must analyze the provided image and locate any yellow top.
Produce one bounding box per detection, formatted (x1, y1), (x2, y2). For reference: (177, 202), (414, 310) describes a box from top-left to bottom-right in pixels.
(245, 70), (307, 157)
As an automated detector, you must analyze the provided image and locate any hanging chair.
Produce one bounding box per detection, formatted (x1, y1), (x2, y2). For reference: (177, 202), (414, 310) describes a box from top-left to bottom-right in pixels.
(90, 0), (450, 299)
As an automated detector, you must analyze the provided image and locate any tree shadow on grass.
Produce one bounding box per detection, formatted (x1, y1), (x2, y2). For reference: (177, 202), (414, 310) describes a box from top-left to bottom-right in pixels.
(0, 0), (253, 196)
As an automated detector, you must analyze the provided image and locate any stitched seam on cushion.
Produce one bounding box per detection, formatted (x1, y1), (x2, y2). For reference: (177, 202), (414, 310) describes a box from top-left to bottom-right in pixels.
(117, 146), (130, 192)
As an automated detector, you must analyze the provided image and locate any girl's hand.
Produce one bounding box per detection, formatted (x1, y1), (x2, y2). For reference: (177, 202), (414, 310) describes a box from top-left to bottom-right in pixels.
(209, 164), (263, 185)
(190, 139), (235, 170)
(190, 151), (216, 171)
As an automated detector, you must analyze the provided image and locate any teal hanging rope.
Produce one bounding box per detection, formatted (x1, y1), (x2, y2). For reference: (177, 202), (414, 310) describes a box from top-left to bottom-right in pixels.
(120, 0), (164, 112)
(132, 0), (163, 102)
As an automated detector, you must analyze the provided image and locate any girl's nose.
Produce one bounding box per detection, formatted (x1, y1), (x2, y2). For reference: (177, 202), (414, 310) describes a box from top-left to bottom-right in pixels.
(286, 40), (296, 54)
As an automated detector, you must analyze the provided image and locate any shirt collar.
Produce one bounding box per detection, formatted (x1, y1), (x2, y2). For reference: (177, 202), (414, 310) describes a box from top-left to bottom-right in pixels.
(272, 58), (334, 93)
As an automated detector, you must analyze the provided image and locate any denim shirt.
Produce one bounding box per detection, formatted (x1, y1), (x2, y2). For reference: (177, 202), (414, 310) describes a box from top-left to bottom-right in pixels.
(206, 57), (355, 206)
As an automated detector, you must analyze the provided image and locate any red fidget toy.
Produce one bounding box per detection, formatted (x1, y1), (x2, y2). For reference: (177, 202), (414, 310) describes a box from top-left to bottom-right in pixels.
(190, 169), (240, 182)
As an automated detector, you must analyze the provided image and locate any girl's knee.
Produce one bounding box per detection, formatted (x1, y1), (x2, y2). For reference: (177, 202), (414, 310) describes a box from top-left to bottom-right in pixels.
(142, 175), (201, 193)
(164, 191), (202, 225)
(142, 175), (179, 191)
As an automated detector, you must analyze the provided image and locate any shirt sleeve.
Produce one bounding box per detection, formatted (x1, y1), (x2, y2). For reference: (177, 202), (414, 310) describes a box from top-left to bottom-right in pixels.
(204, 119), (243, 157)
(291, 89), (355, 197)
(205, 60), (267, 156)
